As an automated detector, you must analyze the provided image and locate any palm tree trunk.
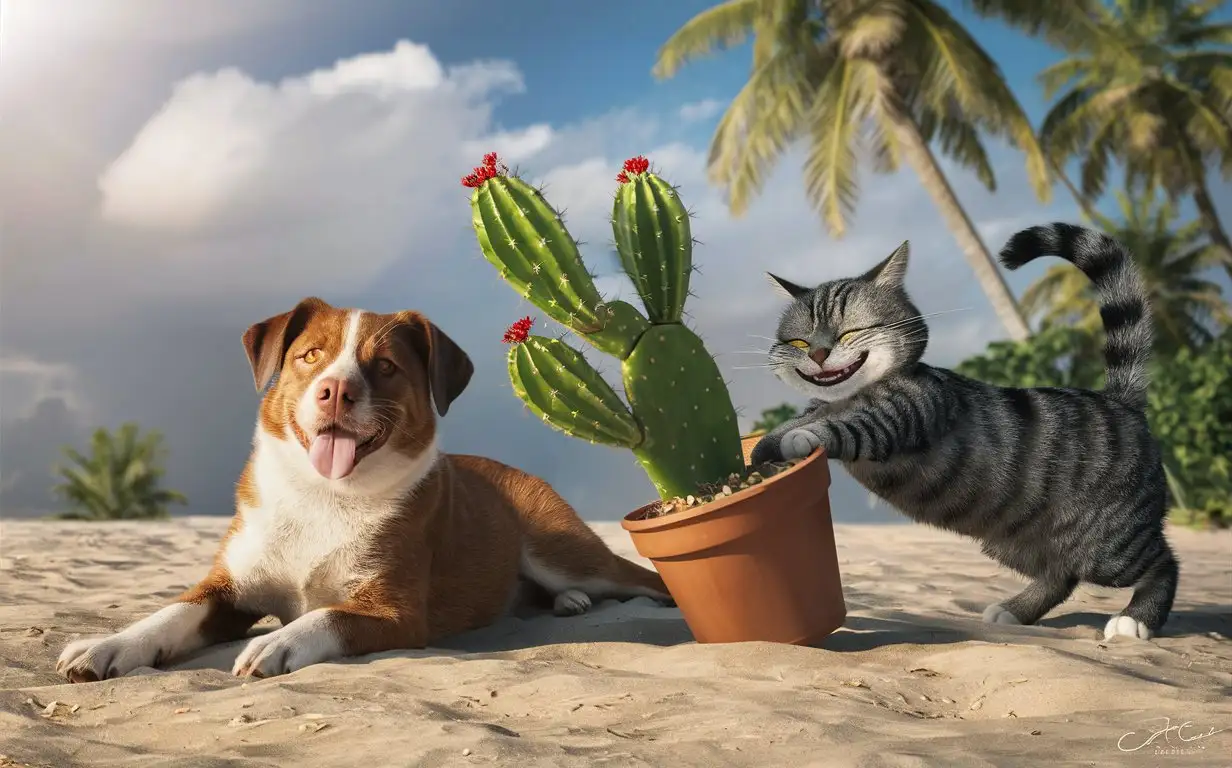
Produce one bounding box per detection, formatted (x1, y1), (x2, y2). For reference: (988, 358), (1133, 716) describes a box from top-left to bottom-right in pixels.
(887, 112), (1032, 341)
(1191, 175), (1232, 281)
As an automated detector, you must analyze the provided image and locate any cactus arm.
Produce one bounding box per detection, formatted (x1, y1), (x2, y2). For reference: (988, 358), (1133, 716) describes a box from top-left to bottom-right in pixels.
(473, 179), (603, 328)
(612, 174), (692, 323)
(622, 325), (743, 500)
(509, 336), (642, 448)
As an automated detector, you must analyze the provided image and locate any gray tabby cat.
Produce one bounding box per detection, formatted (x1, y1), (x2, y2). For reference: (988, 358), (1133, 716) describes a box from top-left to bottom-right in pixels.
(751, 223), (1177, 641)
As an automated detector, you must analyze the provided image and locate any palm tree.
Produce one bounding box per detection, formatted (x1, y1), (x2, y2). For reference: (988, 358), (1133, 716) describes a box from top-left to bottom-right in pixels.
(1034, 0), (1232, 278)
(1020, 190), (1229, 350)
(52, 423), (187, 520)
(653, 0), (1096, 341)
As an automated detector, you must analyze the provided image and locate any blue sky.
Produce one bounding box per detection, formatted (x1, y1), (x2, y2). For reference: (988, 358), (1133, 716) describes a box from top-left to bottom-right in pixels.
(1, 0), (1228, 522)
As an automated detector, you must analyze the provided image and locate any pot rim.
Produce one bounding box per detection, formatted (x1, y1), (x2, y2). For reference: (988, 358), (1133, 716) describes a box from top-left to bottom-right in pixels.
(620, 447), (826, 532)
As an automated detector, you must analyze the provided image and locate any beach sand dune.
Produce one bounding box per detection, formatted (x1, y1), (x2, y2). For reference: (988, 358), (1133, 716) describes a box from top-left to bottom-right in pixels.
(1, 518), (1228, 767)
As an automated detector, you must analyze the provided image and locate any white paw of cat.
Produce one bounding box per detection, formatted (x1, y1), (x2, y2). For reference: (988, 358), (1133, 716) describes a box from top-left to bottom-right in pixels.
(981, 603), (1022, 625)
(780, 429), (822, 460)
(553, 589), (592, 616)
(1104, 615), (1154, 641)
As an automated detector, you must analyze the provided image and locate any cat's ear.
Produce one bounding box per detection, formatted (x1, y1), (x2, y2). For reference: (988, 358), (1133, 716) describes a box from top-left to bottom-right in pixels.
(862, 241), (910, 288)
(765, 272), (811, 299)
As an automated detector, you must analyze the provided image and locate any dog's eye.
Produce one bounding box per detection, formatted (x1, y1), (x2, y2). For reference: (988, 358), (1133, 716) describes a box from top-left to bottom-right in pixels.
(376, 359), (396, 376)
(785, 339), (810, 349)
(302, 349), (322, 364)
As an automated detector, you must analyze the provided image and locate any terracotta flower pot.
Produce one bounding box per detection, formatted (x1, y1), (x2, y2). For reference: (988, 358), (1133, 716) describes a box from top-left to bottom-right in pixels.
(620, 441), (846, 645)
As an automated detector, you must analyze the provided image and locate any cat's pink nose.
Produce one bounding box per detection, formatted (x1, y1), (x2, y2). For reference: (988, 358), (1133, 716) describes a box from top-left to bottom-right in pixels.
(810, 347), (831, 366)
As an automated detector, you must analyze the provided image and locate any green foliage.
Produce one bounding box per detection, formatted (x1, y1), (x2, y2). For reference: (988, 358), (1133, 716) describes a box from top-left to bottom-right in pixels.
(751, 403), (802, 432)
(51, 423), (187, 521)
(470, 156), (743, 502)
(955, 324), (1106, 390)
(957, 326), (1232, 529)
(1147, 327), (1232, 529)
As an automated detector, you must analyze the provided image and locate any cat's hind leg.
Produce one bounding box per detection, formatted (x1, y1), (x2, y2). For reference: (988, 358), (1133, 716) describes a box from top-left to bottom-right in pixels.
(983, 575), (1078, 626)
(1104, 544), (1178, 641)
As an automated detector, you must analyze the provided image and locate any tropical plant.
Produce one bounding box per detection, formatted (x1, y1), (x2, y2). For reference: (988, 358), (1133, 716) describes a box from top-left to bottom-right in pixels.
(1020, 191), (1230, 349)
(652, 0), (1101, 341)
(51, 423), (187, 520)
(1033, 0), (1232, 278)
(1147, 326), (1232, 529)
(464, 153), (744, 501)
(955, 323), (1107, 390)
(751, 402), (803, 432)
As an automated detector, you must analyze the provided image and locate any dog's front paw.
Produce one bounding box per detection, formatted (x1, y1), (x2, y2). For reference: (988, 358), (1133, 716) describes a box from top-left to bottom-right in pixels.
(57, 633), (158, 683)
(780, 429), (822, 460)
(233, 610), (342, 678)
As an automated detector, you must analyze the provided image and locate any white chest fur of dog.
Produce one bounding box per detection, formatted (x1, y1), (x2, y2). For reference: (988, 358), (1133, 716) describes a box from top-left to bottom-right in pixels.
(223, 426), (440, 626)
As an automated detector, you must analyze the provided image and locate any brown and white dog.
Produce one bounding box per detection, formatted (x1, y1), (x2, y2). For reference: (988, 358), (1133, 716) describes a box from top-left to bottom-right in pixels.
(58, 297), (670, 682)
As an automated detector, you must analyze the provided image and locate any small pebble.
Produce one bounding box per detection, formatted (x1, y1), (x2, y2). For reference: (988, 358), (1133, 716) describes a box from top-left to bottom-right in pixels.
(462, 748), (472, 756)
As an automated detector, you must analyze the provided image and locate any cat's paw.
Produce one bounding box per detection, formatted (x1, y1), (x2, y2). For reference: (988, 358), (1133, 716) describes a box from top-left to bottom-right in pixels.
(553, 589), (592, 616)
(1104, 615), (1154, 641)
(780, 429), (822, 460)
(981, 603), (1022, 625)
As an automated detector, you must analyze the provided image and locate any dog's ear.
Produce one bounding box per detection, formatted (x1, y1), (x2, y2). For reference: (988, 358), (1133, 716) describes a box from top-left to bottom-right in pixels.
(395, 312), (474, 417)
(242, 297), (330, 392)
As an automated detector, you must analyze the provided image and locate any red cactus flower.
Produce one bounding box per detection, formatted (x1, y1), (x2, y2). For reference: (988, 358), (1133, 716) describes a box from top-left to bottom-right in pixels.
(622, 155), (650, 175)
(462, 152), (507, 188)
(615, 170), (630, 184)
(502, 316), (534, 344)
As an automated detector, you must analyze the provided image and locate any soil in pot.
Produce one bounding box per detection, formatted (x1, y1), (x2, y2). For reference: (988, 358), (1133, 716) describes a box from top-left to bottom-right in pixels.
(621, 447), (846, 645)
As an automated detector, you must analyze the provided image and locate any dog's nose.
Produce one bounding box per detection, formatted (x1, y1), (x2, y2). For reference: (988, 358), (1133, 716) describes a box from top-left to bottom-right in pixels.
(315, 377), (359, 416)
(809, 347), (831, 367)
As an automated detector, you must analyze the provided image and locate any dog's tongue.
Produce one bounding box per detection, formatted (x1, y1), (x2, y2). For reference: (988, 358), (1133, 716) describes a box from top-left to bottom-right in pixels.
(308, 432), (357, 479)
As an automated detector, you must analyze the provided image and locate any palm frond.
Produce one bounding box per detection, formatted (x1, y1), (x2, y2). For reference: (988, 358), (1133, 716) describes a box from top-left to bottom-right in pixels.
(654, 0), (767, 79)
(904, 0), (1050, 199)
(708, 38), (836, 216)
(802, 56), (875, 235)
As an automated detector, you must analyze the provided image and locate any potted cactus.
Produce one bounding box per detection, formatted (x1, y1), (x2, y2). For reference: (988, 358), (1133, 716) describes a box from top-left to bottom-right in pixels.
(463, 153), (845, 645)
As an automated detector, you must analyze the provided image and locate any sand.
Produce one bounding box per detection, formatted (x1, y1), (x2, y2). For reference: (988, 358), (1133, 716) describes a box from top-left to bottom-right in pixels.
(0, 517), (1228, 767)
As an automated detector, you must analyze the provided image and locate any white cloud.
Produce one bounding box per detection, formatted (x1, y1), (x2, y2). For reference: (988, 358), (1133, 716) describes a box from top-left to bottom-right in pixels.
(93, 41), (538, 299)
(677, 99), (724, 123)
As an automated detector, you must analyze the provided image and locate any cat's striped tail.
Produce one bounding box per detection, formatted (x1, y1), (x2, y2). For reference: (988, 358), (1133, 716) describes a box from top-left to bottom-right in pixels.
(998, 223), (1153, 410)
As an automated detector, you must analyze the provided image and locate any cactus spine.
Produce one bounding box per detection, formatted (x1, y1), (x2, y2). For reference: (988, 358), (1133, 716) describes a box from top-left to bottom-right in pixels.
(468, 153), (742, 501)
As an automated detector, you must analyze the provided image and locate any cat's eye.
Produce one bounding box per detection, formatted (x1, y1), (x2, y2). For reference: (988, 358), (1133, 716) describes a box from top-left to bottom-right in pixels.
(785, 339), (810, 349)
(838, 331), (859, 345)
